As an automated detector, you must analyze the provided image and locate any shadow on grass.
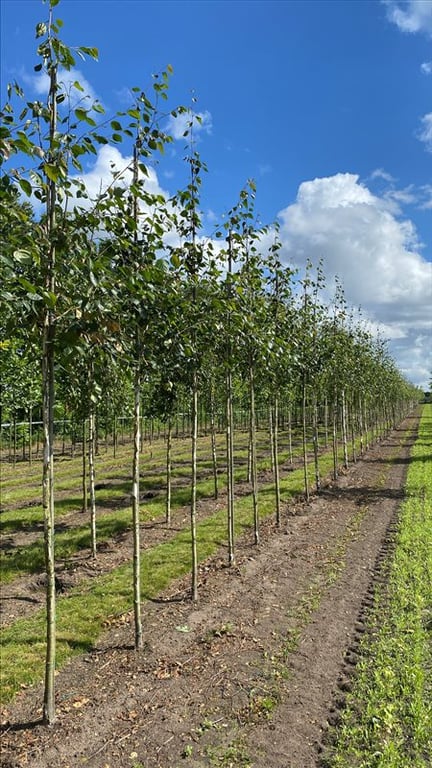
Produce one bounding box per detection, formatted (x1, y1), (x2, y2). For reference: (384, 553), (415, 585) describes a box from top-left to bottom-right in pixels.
(0, 497), (84, 534)
(1, 516), (132, 582)
(147, 593), (190, 604)
(362, 453), (430, 466)
(319, 485), (406, 503)
(0, 595), (40, 604)
(0, 718), (43, 733)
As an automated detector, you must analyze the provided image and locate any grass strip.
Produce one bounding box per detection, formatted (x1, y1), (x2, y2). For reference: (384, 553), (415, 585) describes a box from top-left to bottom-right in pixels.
(0, 447), (331, 705)
(326, 404), (432, 768)
(0, 421), (408, 703)
(0, 431), (319, 582)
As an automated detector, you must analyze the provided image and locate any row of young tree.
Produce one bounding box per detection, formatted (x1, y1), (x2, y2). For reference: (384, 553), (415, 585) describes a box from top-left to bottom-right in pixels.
(0, 0), (420, 724)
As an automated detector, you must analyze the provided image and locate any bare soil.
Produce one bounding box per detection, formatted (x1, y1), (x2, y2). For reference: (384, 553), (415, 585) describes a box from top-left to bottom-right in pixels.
(0, 413), (419, 768)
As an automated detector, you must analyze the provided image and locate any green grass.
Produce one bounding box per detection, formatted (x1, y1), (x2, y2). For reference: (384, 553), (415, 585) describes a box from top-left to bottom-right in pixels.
(0, 427), (319, 584)
(325, 404), (432, 768)
(0, 418), (413, 706)
(0, 444), (333, 704)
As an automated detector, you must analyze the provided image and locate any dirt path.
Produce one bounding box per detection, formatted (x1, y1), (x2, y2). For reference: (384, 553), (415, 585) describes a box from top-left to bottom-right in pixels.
(0, 414), (419, 768)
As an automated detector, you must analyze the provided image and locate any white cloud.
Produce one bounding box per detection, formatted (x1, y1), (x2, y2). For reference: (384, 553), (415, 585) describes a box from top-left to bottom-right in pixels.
(370, 167), (396, 183)
(278, 173), (432, 388)
(369, 170), (432, 211)
(22, 67), (100, 109)
(384, 0), (432, 36)
(419, 184), (432, 208)
(421, 60), (432, 74)
(418, 112), (432, 151)
(69, 144), (169, 207)
(66, 146), (223, 256)
(166, 109), (212, 141)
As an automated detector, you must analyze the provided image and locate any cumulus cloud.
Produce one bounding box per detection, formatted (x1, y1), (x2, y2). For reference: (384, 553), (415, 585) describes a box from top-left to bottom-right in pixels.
(66, 146), (223, 256)
(418, 112), (432, 151)
(421, 60), (432, 74)
(22, 67), (100, 109)
(419, 184), (432, 208)
(70, 145), (168, 202)
(278, 173), (432, 387)
(166, 109), (212, 141)
(370, 168), (396, 183)
(384, 0), (432, 36)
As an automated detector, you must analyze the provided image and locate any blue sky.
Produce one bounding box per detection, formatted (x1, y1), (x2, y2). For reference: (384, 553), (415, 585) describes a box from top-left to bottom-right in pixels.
(1, 0), (432, 388)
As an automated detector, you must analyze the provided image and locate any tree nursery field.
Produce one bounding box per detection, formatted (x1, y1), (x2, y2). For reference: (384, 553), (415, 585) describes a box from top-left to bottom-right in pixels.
(1, 2), (431, 766)
(1, 405), (431, 768)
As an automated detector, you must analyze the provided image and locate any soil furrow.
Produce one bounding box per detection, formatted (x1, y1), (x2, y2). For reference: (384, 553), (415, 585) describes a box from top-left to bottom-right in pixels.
(0, 414), (419, 768)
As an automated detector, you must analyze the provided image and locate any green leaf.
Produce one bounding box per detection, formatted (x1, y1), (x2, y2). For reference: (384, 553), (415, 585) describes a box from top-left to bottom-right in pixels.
(74, 108), (88, 122)
(112, 133), (122, 143)
(74, 108), (97, 127)
(35, 22), (47, 39)
(44, 164), (59, 183)
(110, 120), (122, 131)
(14, 250), (33, 265)
(18, 179), (32, 197)
(78, 46), (99, 61)
(18, 277), (38, 293)
(42, 291), (57, 309)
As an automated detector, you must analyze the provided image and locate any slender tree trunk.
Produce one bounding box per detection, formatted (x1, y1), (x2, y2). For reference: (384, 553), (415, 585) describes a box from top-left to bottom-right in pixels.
(29, 406), (33, 465)
(363, 399), (369, 451)
(8, 415), (12, 463)
(82, 419), (88, 514)
(226, 367), (235, 566)
(302, 375), (310, 501)
(104, 405), (109, 454)
(359, 396), (364, 456)
(226, 234), (235, 566)
(88, 405), (97, 558)
(42, 59), (57, 726)
(71, 420), (75, 458)
(166, 417), (172, 526)
(350, 402), (356, 463)
(273, 394), (281, 526)
(312, 394), (320, 492)
(341, 388), (349, 470)
(62, 407), (66, 455)
(324, 395), (329, 449)
(249, 362), (259, 545)
(42, 321), (56, 724)
(210, 387), (218, 500)
(268, 404), (275, 473)
(287, 405), (293, 466)
(13, 411), (17, 466)
(94, 408), (99, 456)
(332, 392), (338, 481)
(132, 363), (143, 648)
(190, 374), (199, 600)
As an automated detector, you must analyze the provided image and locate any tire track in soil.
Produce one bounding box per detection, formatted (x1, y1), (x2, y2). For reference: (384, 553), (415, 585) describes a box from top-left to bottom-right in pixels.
(245, 415), (419, 768)
(0, 414), (419, 768)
